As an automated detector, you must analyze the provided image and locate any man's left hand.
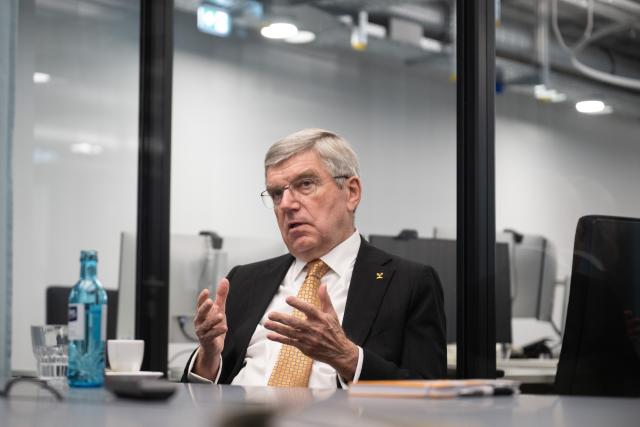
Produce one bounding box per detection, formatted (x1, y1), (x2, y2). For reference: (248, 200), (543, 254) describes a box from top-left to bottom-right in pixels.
(264, 283), (359, 381)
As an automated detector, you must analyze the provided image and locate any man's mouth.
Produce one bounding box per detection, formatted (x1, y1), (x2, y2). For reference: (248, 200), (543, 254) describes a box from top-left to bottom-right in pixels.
(288, 221), (305, 230)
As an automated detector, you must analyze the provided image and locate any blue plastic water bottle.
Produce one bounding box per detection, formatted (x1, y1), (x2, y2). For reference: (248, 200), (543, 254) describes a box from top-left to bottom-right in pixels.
(67, 250), (108, 387)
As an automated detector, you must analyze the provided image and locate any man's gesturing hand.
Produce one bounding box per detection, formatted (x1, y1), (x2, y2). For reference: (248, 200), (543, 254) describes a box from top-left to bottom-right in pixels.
(264, 283), (359, 381)
(193, 278), (229, 380)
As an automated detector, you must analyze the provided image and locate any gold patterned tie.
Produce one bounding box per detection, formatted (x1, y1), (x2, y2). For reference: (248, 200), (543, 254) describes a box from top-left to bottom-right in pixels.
(268, 259), (331, 387)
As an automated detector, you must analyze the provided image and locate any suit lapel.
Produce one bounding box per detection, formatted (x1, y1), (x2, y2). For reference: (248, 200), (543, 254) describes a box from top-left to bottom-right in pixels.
(242, 254), (293, 334)
(229, 254), (293, 372)
(342, 238), (395, 345)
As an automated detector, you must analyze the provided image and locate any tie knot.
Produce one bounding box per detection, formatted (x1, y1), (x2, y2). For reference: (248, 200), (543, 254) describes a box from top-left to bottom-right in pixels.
(306, 259), (330, 280)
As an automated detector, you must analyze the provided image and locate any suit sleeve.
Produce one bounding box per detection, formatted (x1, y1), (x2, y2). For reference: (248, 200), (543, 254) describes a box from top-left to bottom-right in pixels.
(359, 266), (447, 380)
(180, 266), (240, 384)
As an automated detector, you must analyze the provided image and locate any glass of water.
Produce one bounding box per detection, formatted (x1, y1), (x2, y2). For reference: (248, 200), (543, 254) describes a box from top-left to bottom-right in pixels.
(30, 325), (68, 383)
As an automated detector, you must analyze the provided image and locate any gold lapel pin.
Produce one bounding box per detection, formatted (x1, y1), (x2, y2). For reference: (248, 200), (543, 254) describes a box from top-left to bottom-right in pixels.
(376, 272), (384, 280)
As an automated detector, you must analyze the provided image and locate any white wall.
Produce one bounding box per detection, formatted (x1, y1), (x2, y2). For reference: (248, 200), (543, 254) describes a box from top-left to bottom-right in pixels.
(496, 99), (640, 278)
(10, 6), (640, 370)
(171, 20), (458, 242)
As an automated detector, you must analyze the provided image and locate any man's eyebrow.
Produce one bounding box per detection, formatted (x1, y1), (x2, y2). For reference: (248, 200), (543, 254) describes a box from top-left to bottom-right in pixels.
(292, 170), (320, 180)
(266, 169), (319, 189)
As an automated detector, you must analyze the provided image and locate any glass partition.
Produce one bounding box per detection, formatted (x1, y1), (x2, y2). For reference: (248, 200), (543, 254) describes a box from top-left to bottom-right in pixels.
(495, 0), (640, 381)
(169, 1), (458, 379)
(11, 0), (139, 374)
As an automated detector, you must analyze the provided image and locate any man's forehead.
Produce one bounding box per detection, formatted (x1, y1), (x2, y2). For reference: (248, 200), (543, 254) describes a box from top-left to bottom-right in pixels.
(265, 151), (327, 183)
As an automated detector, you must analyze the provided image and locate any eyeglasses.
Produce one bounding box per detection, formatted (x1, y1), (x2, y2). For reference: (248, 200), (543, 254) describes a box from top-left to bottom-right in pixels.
(260, 175), (350, 209)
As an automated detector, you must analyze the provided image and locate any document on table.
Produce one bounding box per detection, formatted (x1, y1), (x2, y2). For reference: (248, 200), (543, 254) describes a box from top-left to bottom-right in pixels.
(348, 379), (520, 399)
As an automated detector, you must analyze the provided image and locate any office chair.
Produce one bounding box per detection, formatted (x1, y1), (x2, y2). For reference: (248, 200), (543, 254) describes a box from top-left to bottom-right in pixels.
(46, 286), (119, 340)
(554, 215), (640, 396)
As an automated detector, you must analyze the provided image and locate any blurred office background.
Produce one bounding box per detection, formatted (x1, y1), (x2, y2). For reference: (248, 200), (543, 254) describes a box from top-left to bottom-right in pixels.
(2, 0), (640, 375)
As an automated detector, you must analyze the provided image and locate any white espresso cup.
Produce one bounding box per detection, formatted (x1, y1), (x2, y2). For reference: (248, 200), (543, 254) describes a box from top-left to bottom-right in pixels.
(107, 339), (144, 372)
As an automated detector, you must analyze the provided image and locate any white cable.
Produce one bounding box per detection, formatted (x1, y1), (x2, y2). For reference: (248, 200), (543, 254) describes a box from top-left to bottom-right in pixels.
(552, 0), (640, 91)
(570, 57), (640, 90)
(571, 20), (640, 90)
(552, 0), (595, 53)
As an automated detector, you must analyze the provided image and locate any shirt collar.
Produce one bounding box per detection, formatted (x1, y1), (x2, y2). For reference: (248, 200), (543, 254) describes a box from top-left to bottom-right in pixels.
(290, 230), (361, 280)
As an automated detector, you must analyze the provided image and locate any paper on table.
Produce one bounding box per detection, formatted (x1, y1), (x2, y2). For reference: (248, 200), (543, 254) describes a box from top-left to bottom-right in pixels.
(348, 379), (520, 399)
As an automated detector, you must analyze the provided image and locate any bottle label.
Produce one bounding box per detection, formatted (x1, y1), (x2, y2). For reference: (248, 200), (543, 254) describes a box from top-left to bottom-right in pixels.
(101, 306), (107, 341)
(68, 303), (85, 341)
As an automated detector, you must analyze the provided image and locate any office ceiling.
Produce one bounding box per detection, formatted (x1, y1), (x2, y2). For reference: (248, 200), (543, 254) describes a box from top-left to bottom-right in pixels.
(284, 0), (640, 117)
(284, 0), (640, 79)
(38, 0), (640, 116)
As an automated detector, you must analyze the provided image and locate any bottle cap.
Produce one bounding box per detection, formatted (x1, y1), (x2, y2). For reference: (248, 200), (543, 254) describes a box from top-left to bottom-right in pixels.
(80, 250), (98, 261)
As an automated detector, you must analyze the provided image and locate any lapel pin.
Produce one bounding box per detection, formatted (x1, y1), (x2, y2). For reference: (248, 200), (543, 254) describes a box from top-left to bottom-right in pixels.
(376, 272), (384, 280)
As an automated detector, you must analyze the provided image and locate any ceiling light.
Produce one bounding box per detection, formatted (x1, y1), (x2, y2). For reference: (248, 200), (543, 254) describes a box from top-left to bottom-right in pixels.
(33, 72), (50, 84)
(197, 4), (231, 37)
(419, 37), (443, 53)
(534, 85), (566, 103)
(260, 23), (297, 40)
(575, 100), (612, 114)
(365, 22), (387, 39)
(285, 30), (315, 44)
(70, 142), (103, 156)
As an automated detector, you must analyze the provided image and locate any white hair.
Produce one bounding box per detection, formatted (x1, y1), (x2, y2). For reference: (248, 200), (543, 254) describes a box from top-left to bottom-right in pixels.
(264, 128), (360, 179)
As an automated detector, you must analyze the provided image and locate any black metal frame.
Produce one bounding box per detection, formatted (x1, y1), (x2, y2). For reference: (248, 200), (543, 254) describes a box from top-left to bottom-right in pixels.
(456, 0), (497, 378)
(136, 0), (173, 374)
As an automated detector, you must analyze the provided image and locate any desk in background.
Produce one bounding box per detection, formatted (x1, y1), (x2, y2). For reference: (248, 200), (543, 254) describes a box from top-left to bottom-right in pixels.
(448, 344), (558, 384)
(497, 358), (557, 384)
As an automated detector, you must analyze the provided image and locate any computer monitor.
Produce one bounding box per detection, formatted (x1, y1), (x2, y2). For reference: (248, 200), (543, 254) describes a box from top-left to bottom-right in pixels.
(508, 234), (557, 322)
(555, 215), (640, 396)
(117, 232), (214, 342)
(117, 232), (286, 342)
(368, 235), (512, 344)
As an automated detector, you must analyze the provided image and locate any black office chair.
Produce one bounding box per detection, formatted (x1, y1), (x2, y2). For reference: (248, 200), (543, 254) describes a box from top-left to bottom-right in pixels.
(554, 215), (640, 396)
(46, 286), (119, 340)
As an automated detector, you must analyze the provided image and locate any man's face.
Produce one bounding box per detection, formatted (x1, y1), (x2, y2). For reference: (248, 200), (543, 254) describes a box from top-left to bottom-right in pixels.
(266, 150), (361, 262)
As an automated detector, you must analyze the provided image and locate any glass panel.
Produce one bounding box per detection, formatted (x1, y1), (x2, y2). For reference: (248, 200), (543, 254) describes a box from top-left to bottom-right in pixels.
(11, 0), (139, 374)
(496, 0), (640, 385)
(169, 1), (457, 380)
(0, 0), (17, 378)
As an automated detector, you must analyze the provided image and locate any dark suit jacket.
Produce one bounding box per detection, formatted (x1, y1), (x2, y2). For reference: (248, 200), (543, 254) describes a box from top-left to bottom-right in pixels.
(181, 237), (446, 384)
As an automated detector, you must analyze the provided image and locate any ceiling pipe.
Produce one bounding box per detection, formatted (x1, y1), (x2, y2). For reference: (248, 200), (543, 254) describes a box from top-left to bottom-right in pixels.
(378, 1), (640, 86)
(536, 0), (551, 87)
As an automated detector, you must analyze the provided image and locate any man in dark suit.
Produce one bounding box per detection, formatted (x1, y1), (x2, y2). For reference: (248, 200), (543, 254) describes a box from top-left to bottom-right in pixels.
(182, 128), (445, 387)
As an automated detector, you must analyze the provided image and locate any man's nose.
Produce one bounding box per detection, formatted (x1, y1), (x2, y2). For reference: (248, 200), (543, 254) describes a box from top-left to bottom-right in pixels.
(279, 187), (300, 210)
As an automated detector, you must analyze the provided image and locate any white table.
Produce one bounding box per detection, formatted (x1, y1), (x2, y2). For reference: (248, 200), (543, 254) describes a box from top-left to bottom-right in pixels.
(1, 379), (639, 427)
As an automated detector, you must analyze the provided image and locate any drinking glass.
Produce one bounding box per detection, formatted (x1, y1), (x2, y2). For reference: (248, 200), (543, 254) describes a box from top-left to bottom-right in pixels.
(30, 325), (68, 382)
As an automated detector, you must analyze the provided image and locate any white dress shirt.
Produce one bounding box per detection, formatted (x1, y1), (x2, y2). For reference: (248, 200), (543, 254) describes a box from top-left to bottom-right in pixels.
(188, 230), (364, 388)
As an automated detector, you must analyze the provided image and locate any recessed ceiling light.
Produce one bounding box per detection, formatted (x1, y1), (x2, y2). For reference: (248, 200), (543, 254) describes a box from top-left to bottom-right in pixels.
(285, 30), (315, 44)
(419, 37), (443, 53)
(575, 100), (612, 114)
(33, 72), (50, 84)
(260, 22), (298, 39)
(70, 142), (103, 156)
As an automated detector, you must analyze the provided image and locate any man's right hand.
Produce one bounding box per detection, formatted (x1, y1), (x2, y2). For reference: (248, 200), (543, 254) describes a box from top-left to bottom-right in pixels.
(193, 278), (229, 380)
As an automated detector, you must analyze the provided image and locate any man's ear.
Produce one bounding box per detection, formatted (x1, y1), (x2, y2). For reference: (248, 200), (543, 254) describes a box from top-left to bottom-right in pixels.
(345, 176), (361, 213)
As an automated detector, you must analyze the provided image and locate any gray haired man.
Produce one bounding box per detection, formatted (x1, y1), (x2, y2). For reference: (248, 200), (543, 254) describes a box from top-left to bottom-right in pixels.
(182, 128), (446, 387)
